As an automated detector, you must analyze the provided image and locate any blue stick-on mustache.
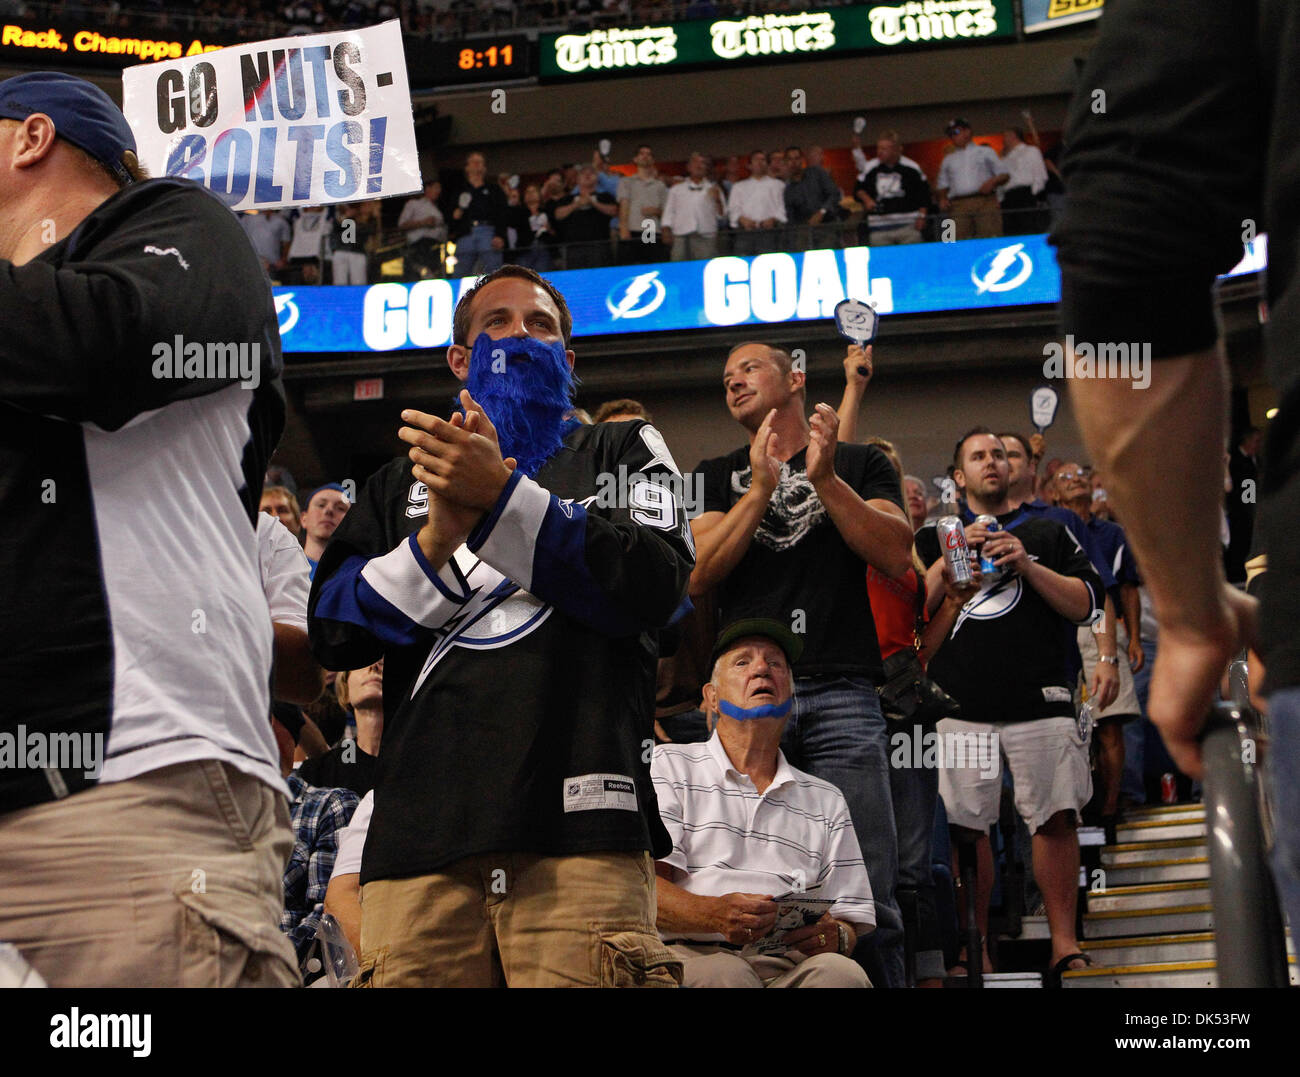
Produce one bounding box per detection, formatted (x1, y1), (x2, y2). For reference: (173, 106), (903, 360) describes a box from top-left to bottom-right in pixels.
(718, 698), (793, 721)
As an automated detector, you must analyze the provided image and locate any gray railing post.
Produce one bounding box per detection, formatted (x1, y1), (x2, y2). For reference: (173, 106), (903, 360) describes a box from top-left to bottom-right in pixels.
(1201, 700), (1289, 987)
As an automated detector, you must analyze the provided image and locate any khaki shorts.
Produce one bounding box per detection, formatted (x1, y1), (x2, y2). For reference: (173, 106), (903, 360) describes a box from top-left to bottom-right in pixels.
(938, 715), (1092, 833)
(1077, 622), (1142, 719)
(667, 941), (870, 988)
(358, 850), (681, 988)
(0, 760), (299, 988)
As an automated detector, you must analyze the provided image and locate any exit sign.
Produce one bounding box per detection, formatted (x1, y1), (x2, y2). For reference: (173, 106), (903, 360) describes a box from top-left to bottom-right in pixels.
(354, 377), (384, 401)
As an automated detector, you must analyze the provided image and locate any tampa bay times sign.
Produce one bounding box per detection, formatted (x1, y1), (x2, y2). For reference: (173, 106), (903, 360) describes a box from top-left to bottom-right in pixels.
(541, 0), (1014, 78)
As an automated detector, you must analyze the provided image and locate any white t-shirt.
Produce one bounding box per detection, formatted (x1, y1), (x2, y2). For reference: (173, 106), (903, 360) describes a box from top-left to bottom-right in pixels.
(727, 176), (787, 227)
(288, 208), (332, 259)
(999, 142), (1049, 198)
(662, 179), (725, 237)
(330, 789), (374, 879)
(257, 513), (311, 631)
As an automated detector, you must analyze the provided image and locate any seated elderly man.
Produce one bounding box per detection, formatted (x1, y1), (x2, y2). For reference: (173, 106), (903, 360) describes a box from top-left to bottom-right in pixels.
(651, 619), (874, 987)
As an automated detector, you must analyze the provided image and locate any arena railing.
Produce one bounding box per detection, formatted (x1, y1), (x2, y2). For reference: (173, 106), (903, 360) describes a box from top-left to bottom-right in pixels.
(1201, 681), (1290, 987)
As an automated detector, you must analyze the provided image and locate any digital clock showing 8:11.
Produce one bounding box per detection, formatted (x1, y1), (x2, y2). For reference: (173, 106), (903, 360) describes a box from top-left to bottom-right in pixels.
(459, 43), (514, 69)
(409, 36), (531, 88)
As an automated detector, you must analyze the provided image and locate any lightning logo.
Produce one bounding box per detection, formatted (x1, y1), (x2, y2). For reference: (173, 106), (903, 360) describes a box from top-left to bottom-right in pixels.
(606, 271), (667, 319)
(951, 574), (1023, 636)
(274, 292), (300, 335)
(411, 554), (554, 697)
(971, 243), (1033, 294)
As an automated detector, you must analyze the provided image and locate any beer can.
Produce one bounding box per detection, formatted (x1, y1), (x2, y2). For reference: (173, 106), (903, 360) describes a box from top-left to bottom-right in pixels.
(975, 514), (1001, 575)
(937, 515), (973, 585)
(1161, 772), (1177, 804)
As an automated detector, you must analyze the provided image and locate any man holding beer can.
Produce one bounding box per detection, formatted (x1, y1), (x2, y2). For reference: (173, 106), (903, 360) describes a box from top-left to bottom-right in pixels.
(915, 429), (1104, 984)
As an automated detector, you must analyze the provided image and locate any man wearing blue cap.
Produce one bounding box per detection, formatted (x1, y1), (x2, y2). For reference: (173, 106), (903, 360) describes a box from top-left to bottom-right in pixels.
(301, 482), (352, 578)
(0, 73), (295, 987)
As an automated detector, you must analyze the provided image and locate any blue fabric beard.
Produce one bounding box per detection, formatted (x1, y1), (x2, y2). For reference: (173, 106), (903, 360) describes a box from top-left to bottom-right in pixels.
(459, 333), (576, 479)
(717, 698), (793, 721)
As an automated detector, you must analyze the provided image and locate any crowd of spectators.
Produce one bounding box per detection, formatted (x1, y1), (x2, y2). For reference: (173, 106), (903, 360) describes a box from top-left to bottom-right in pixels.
(252, 261), (1251, 987)
(240, 116), (1058, 285)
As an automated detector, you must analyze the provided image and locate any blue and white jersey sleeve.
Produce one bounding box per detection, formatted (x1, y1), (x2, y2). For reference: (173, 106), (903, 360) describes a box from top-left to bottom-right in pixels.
(466, 421), (695, 638)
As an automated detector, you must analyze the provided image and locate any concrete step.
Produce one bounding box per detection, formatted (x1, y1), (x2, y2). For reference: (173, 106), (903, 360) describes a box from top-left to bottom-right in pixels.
(1086, 880), (1211, 914)
(1115, 818), (1207, 843)
(1102, 838), (1207, 867)
(1000, 914), (1050, 941)
(1102, 858), (1209, 887)
(1081, 932), (1216, 966)
(1121, 803), (1205, 824)
(1063, 956), (1299, 989)
(1083, 904), (1213, 939)
(946, 971), (1043, 988)
(1080, 931), (1296, 967)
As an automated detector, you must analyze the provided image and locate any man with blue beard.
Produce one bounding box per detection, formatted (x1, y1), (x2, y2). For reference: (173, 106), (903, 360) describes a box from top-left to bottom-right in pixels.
(308, 265), (695, 986)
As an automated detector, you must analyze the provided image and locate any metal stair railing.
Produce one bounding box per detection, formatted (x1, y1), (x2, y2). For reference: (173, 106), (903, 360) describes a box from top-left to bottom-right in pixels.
(1200, 686), (1289, 987)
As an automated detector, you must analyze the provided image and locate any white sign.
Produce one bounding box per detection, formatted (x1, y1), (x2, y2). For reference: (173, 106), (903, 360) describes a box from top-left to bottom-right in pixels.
(834, 297), (878, 345)
(122, 21), (420, 211)
(1031, 384), (1059, 431)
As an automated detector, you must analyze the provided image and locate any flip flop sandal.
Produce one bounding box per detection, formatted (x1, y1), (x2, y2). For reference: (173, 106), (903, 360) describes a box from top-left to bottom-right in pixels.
(1045, 952), (1094, 988)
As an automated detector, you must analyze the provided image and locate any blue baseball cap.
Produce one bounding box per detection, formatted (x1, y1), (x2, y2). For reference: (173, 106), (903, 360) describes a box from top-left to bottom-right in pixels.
(305, 483), (349, 505)
(0, 71), (138, 185)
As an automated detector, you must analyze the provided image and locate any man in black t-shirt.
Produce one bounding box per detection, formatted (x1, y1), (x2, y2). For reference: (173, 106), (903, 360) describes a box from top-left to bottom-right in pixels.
(854, 131), (931, 246)
(296, 659), (383, 797)
(447, 151), (508, 278)
(691, 341), (914, 987)
(916, 430), (1103, 982)
(549, 165), (617, 269)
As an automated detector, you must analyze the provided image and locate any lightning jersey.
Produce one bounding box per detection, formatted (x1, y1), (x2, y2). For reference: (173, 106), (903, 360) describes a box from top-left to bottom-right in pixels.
(309, 419), (694, 884)
(915, 510), (1103, 724)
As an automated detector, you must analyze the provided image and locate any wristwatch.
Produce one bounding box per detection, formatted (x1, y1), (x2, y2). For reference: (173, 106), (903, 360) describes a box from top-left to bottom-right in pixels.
(1098, 655), (1119, 665)
(836, 922), (850, 955)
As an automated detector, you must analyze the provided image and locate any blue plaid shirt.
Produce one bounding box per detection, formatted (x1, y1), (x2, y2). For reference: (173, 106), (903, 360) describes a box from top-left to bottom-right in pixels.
(281, 771), (360, 970)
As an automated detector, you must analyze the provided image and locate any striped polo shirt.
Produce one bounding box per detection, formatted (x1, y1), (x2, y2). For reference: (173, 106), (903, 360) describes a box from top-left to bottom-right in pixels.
(651, 734), (875, 943)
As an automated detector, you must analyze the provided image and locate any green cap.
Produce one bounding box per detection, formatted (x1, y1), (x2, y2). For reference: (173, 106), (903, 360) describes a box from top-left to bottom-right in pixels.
(711, 618), (803, 667)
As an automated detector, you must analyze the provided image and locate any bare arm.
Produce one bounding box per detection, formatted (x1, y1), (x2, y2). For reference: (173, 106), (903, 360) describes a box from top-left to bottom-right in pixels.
(919, 593), (962, 665)
(835, 344), (872, 442)
(1089, 595), (1121, 711)
(689, 497), (768, 596)
(654, 873), (724, 935)
(1020, 559), (1092, 622)
(689, 410), (782, 596)
(654, 864), (778, 943)
(272, 623), (326, 705)
(1120, 581), (1145, 673)
(323, 873), (361, 958)
(817, 480), (914, 579)
(808, 402), (912, 577)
